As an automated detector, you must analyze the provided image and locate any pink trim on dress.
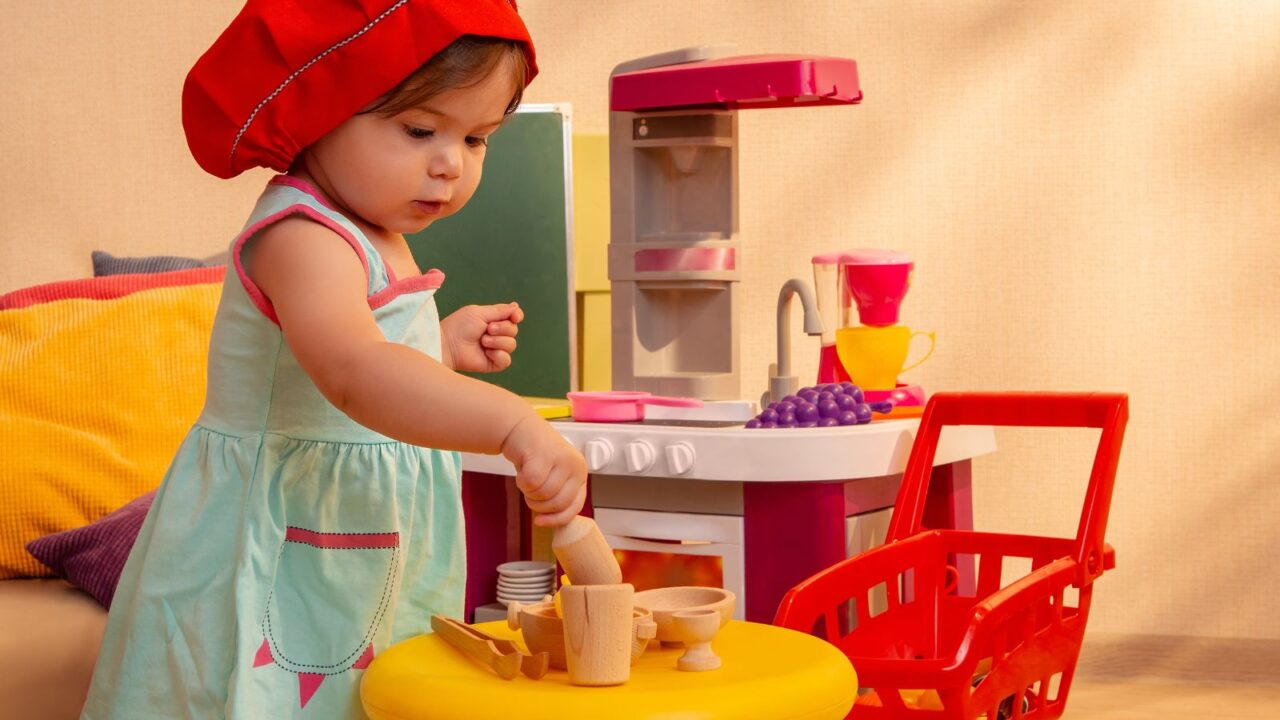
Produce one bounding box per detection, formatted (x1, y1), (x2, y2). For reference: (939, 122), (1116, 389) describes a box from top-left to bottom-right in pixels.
(0, 266), (225, 311)
(268, 175), (337, 212)
(256, 175), (447, 314)
(369, 269), (446, 310)
(252, 638), (275, 667)
(231, 205), (373, 326)
(284, 527), (400, 549)
(298, 673), (325, 709)
(351, 644), (375, 670)
(267, 175), (405, 284)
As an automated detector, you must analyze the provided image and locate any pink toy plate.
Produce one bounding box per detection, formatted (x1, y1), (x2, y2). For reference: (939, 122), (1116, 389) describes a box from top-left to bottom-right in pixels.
(567, 392), (704, 423)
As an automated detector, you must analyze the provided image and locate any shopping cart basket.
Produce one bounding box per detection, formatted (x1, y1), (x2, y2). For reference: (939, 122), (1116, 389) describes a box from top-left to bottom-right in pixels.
(774, 392), (1128, 719)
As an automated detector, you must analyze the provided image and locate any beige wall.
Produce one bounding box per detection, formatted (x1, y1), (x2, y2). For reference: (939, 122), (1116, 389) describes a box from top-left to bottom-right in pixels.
(3, 1), (1278, 640)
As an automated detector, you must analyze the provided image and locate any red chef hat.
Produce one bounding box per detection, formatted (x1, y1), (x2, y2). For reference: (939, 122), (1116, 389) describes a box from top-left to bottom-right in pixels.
(183, 0), (537, 179)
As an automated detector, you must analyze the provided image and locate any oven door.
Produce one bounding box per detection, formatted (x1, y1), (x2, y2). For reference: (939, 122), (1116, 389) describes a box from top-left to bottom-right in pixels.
(594, 507), (746, 620)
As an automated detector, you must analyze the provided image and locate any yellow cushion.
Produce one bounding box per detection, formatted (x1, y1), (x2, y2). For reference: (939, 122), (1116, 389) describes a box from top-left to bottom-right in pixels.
(0, 269), (223, 578)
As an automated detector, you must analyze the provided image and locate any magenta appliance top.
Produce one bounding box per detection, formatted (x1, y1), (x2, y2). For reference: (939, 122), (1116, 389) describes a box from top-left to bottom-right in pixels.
(610, 54), (861, 112)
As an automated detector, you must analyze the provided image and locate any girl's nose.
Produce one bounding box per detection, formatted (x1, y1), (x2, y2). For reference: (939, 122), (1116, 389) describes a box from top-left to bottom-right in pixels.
(428, 143), (463, 180)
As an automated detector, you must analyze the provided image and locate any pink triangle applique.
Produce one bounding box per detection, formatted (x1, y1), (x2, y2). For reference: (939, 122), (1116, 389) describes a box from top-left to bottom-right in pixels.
(351, 644), (375, 670)
(298, 673), (325, 709)
(253, 639), (274, 668)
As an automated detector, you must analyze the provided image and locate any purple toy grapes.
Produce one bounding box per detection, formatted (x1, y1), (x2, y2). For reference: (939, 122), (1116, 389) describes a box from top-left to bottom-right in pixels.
(854, 403), (873, 423)
(796, 403), (819, 423)
(817, 398), (839, 419)
(746, 383), (891, 428)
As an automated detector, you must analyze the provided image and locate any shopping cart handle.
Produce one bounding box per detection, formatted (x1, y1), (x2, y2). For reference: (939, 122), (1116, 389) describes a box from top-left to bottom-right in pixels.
(886, 392), (1128, 577)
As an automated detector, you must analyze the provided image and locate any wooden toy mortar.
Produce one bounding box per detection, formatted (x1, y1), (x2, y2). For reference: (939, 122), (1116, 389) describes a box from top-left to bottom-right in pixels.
(506, 598), (655, 672)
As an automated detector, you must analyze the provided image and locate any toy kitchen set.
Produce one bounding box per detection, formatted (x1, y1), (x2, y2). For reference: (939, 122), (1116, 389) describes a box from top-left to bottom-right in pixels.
(461, 46), (996, 624)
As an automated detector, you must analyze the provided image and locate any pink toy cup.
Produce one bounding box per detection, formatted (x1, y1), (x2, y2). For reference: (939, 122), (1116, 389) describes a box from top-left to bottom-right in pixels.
(840, 251), (913, 327)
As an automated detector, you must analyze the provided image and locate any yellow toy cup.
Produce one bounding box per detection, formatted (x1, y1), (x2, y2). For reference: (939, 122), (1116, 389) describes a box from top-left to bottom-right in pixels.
(835, 326), (935, 390)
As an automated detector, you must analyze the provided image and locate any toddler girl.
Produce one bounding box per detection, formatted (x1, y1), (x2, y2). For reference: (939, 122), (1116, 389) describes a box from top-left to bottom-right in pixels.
(82, 1), (586, 717)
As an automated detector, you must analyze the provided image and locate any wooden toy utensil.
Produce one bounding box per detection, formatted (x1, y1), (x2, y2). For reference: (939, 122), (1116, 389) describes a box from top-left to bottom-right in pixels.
(431, 614), (551, 680)
(671, 609), (722, 671)
(552, 516), (622, 586)
(561, 584), (634, 686)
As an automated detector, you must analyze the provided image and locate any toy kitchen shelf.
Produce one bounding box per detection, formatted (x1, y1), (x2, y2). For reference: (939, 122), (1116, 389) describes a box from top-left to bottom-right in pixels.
(458, 418), (997, 624)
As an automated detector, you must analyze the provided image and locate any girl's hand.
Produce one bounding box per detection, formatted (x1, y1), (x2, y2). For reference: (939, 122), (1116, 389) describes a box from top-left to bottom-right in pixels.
(501, 414), (588, 527)
(440, 302), (523, 373)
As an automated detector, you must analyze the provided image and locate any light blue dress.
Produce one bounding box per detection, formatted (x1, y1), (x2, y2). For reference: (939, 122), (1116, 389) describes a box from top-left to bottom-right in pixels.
(82, 177), (465, 719)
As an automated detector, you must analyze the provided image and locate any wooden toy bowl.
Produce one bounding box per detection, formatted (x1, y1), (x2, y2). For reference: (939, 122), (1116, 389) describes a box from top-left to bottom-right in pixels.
(633, 586), (735, 645)
(507, 599), (656, 670)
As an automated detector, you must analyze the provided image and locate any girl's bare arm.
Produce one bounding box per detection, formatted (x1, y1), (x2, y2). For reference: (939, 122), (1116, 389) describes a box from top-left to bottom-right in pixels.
(244, 218), (585, 524)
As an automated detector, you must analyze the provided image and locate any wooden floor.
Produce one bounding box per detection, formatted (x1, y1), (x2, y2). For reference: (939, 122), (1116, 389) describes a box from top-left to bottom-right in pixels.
(1066, 681), (1280, 719)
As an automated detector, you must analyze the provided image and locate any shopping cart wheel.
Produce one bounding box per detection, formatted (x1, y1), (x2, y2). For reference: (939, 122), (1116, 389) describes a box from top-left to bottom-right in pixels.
(970, 673), (1035, 720)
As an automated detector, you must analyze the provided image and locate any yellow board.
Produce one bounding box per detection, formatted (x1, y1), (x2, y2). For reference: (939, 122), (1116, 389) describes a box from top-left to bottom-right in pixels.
(524, 397), (572, 419)
(361, 620), (857, 720)
(571, 134), (613, 392)
(577, 291), (611, 392)
(571, 134), (610, 293)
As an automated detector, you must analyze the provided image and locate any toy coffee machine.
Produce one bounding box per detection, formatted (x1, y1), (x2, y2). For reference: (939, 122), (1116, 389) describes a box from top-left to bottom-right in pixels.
(608, 46), (862, 400)
(812, 249), (935, 405)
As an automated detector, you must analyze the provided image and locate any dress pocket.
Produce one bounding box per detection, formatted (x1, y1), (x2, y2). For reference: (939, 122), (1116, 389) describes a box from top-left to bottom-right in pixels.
(253, 527), (400, 708)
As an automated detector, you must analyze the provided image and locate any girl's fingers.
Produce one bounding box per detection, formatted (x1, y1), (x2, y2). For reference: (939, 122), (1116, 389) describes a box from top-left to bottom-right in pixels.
(533, 485), (587, 527)
(482, 335), (517, 352)
(525, 472), (580, 515)
(485, 350), (512, 371)
(514, 460), (551, 499)
(486, 320), (519, 337)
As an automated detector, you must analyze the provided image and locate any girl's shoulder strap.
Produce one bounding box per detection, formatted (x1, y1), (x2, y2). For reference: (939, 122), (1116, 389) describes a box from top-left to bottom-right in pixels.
(258, 176), (392, 291)
(228, 176), (392, 326)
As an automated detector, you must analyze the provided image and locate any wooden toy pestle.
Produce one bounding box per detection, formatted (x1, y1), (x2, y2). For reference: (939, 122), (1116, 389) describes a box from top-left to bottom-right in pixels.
(550, 517), (633, 685)
(551, 516), (622, 586)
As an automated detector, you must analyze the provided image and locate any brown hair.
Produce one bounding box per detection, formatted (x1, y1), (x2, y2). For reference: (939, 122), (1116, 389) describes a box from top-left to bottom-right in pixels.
(365, 35), (529, 117)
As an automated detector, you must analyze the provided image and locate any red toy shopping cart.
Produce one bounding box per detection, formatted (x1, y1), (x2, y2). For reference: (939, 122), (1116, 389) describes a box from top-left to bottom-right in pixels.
(774, 392), (1127, 719)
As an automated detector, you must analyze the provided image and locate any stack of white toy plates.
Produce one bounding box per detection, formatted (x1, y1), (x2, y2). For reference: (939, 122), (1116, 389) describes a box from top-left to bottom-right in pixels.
(494, 560), (556, 606)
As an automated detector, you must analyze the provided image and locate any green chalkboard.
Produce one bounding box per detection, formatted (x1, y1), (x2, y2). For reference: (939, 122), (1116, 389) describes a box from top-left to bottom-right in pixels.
(407, 105), (575, 398)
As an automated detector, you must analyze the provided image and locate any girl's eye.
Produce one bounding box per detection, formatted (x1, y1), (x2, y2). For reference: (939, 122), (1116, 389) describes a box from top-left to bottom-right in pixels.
(404, 125), (434, 139)
(465, 136), (489, 148)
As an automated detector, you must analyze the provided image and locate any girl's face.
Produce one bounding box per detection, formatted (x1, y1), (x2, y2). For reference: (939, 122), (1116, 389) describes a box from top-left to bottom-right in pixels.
(299, 63), (517, 237)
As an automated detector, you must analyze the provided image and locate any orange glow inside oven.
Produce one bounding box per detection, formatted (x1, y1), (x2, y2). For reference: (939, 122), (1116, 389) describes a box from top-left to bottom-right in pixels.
(613, 546), (723, 592)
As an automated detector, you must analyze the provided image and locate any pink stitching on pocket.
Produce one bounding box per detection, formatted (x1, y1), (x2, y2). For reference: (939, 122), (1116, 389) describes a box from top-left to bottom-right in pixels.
(284, 527), (399, 549)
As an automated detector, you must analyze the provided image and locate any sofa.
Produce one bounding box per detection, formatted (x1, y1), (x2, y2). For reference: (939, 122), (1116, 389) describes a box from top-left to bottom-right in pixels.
(0, 579), (107, 720)
(0, 259), (225, 720)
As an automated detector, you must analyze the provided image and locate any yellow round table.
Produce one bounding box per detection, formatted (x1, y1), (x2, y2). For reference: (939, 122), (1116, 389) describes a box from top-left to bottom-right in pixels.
(361, 620), (857, 720)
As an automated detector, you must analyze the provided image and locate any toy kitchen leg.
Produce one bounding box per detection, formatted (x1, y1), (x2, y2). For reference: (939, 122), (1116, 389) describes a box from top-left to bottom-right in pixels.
(744, 459), (976, 624)
(461, 471), (508, 623)
(461, 471), (598, 622)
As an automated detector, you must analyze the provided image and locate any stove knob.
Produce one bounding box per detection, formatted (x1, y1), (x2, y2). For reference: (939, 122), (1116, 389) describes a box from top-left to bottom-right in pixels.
(664, 441), (696, 476)
(584, 439), (613, 472)
(624, 440), (656, 473)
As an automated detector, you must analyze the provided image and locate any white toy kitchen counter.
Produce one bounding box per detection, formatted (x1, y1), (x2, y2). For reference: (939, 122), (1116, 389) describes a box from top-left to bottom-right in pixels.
(458, 417), (997, 623)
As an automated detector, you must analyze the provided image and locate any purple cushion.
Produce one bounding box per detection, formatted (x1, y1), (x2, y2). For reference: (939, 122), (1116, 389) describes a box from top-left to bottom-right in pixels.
(25, 492), (154, 608)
